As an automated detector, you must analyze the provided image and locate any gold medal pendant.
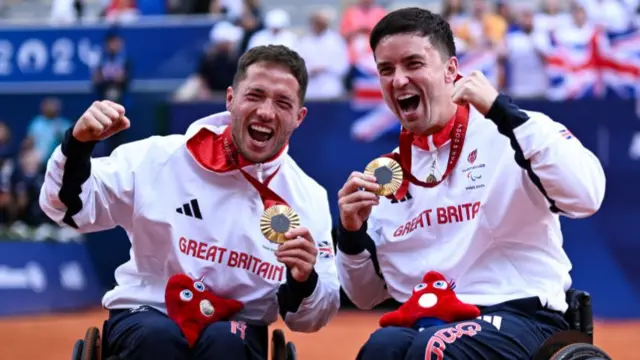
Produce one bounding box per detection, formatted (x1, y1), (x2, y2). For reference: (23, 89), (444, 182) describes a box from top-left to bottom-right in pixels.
(426, 174), (437, 184)
(364, 157), (403, 196)
(260, 204), (300, 244)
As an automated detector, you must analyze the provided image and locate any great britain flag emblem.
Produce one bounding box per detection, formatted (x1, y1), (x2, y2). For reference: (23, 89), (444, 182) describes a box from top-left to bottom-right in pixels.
(559, 129), (574, 139)
(318, 240), (334, 259)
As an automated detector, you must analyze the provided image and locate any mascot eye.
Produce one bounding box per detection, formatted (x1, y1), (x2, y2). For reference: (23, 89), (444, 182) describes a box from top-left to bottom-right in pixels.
(180, 289), (193, 301)
(413, 283), (427, 292)
(433, 280), (448, 289)
(193, 281), (206, 292)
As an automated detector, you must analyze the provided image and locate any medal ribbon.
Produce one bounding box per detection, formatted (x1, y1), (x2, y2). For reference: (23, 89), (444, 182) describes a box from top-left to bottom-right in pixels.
(223, 137), (289, 210)
(381, 104), (470, 201)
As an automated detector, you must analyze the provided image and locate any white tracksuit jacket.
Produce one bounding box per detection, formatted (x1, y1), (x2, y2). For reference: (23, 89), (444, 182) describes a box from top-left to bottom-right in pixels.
(39, 112), (340, 332)
(336, 94), (606, 313)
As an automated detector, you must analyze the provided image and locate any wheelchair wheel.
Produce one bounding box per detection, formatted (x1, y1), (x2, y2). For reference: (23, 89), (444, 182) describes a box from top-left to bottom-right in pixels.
(271, 329), (287, 360)
(81, 327), (102, 360)
(549, 343), (612, 360)
(286, 341), (297, 360)
(71, 339), (84, 360)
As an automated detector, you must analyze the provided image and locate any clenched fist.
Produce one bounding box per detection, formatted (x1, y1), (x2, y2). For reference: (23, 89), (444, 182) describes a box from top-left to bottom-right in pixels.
(72, 100), (131, 143)
(338, 172), (380, 231)
(452, 70), (499, 115)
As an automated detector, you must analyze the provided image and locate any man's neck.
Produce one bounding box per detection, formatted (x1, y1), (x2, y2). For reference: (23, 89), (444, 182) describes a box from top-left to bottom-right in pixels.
(417, 102), (458, 137)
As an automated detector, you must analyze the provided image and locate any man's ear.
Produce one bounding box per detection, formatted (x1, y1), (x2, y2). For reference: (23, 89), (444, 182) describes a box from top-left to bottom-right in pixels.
(295, 106), (307, 128)
(225, 87), (234, 111)
(444, 57), (459, 84)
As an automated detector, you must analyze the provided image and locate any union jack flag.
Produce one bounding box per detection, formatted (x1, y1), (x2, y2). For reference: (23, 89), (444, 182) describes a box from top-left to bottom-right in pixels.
(318, 240), (334, 259)
(559, 128), (574, 139)
(457, 47), (499, 88)
(543, 25), (640, 101)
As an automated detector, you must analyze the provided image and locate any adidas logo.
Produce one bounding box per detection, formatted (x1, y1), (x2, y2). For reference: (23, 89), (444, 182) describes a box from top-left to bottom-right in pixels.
(176, 199), (203, 220)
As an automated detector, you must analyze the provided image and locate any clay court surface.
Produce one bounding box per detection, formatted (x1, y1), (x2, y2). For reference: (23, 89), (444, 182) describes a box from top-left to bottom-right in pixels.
(0, 309), (636, 359)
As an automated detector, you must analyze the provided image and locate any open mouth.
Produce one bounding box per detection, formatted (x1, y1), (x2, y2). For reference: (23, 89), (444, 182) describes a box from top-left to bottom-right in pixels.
(248, 124), (274, 143)
(397, 94), (421, 113)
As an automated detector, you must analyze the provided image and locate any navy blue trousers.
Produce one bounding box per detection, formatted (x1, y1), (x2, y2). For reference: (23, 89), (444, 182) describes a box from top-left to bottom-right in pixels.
(104, 306), (268, 360)
(357, 297), (569, 360)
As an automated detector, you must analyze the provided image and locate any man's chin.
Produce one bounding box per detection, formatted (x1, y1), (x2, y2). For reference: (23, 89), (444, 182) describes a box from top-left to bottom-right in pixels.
(241, 147), (275, 164)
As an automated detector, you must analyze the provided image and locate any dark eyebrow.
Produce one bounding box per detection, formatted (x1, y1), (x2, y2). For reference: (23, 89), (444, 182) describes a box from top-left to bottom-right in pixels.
(403, 54), (425, 62)
(377, 54), (425, 69)
(246, 87), (265, 94)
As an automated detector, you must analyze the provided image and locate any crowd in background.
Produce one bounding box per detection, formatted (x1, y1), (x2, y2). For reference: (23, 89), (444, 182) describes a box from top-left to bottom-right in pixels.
(1, 0), (639, 241)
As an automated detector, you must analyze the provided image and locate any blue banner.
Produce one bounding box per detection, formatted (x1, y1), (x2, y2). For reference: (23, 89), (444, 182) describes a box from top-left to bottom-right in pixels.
(0, 18), (216, 92)
(0, 241), (104, 316)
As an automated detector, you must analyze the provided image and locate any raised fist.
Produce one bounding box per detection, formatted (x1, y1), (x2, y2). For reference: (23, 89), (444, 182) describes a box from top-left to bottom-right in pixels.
(72, 100), (131, 143)
(452, 70), (499, 115)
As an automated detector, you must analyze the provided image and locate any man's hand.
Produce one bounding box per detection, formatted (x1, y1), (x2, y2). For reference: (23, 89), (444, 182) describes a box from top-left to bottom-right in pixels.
(452, 70), (499, 115)
(73, 100), (131, 143)
(276, 227), (318, 282)
(338, 172), (380, 231)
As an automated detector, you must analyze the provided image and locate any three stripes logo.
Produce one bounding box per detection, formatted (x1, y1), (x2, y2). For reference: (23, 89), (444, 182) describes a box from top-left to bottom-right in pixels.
(176, 199), (203, 220)
(477, 315), (502, 330)
(390, 191), (412, 204)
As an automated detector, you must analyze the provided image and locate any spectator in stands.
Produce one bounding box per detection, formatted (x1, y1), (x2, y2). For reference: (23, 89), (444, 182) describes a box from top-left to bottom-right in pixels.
(104, 0), (139, 24)
(208, 0), (229, 17)
(10, 146), (47, 229)
(501, 4), (548, 99)
(496, 0), (514, 28)
(197, 21), (243, 97)
(93, 31), (131, 106)
(339, 0), (387, 44)
(582, 0), (638, 33)
(220, 0), (244, 22)
(455, 0), (507, 49)
(22, 98), (72, 169)
(246, 8), (296, 50)
(92, 31), (132, 154)
(173, 21), (243, 102)
(442, 0), (467, 24)
(295, 7), (350, 100)
(187, 0), (223, 15)
(542, 0), (594, 51)
(49, 0), (84, 24)
(0, 121), (14, 227)
(534, 0), (572, 34)
(236, 0), (264, 52)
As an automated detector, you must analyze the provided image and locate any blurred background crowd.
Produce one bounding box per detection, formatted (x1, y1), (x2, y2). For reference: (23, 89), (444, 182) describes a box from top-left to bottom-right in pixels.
(0, 0), (639, 242)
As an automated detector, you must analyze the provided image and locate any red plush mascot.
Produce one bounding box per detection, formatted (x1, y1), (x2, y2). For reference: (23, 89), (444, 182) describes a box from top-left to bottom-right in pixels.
(165, 273), (244, 347)
(379, 271), (481, 331)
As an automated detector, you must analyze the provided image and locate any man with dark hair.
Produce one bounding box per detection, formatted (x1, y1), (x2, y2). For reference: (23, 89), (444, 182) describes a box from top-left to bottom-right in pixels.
(336, 7), (605, 360)
(39, 45), (340, 360)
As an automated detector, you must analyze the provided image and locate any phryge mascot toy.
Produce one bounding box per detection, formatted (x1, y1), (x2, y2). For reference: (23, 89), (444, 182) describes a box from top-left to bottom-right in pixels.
(379, 271), (481, 331)
(165, 273), (244, 347)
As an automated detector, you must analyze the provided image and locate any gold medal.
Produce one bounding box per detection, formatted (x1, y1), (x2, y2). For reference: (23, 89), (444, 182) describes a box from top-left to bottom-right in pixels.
(260, 204), (300, 244)
(364, 157), (403, 196)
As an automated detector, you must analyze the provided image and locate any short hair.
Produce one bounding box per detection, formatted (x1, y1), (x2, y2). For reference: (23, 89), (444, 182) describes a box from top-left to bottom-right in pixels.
(233, 45), (308, 104)
(369, 7), (456, 60)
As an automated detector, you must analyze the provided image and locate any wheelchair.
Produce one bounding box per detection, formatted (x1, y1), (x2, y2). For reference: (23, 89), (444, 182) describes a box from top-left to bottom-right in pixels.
(71, 321), (297, 360)
(532, 289), (612, 360)
(72, 289), (610, 360)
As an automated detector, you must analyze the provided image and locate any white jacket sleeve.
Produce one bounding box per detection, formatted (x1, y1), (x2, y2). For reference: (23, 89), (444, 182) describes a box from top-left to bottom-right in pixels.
(335, 209), (391, 310)
(39, 128), (152, 233)
(276, 189), (340, 333)
(486, 94), (606, 218)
